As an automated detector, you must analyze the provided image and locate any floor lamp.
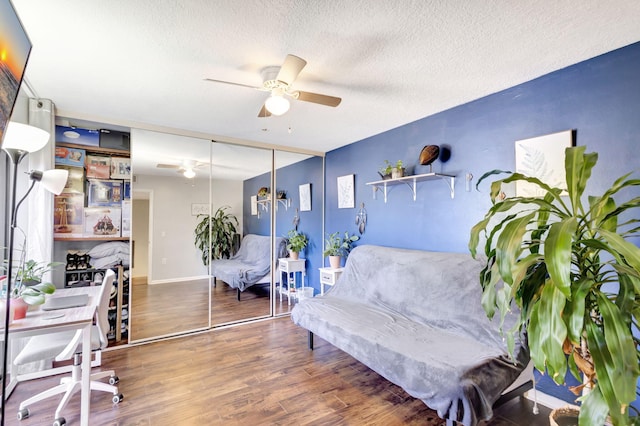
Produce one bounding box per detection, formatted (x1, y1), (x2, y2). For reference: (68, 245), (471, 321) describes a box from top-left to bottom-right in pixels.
(1, 122), (67, 423)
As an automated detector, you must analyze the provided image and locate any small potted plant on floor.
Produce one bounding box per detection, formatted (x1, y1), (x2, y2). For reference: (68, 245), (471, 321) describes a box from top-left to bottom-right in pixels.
(469, 146), (640, 426)
(286, 229), (308, 260)
(323, 231), (359, 269)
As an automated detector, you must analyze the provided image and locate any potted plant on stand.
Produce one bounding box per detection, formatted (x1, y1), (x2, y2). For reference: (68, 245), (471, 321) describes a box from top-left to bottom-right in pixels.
(11, 259), (61, 319)
(323, 231), (359, 269)
(469, 146), (640, 426)
(286, 229), (308, 260)
(194, 205), (239, 268)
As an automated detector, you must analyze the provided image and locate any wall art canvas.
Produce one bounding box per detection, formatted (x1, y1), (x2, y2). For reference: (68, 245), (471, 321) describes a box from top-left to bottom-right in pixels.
(515, 130), (574, 197)
(299, 183), (311, 211)
(337, 174), (355, 209)
(250, 195), (258, 216)
(0, 0), (32, 147)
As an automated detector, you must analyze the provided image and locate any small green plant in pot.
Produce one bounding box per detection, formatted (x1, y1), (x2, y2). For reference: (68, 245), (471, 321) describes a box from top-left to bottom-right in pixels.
(469, 146), (640, 426)
(286, 229), (308, 260)
(194, 206), (239, 267)
(8, 259), (61, 319)
(323, 231), (359, 269)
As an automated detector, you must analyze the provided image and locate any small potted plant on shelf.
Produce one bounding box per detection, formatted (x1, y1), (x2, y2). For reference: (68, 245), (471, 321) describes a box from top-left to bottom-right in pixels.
(378, 160), (393, 180)
(378, 160), (405, 180)
(391, 160), (405, 179)
(469, 146), (640, 426)
(323, 231), (359, 269)
(286, 229), (308, 260)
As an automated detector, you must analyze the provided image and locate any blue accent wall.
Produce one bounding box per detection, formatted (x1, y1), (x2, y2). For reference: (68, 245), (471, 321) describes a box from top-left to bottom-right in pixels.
(244, 156), (324, 293)
(325, 42), (640, 404)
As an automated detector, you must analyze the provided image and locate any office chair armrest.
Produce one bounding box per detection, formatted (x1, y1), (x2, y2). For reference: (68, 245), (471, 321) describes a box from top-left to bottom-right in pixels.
(54, 329), (83, 362)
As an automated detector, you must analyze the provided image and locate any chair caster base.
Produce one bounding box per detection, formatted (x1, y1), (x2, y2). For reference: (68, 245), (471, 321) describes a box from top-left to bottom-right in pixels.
(17, 408), (29, 420)
(113, 393), (124, 403)
(53, 417), (66, 426)
(109, 375), (119, 385)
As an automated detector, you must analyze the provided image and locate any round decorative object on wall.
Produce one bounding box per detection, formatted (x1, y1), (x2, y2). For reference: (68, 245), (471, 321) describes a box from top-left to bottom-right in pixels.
(419, 145), (440, 165)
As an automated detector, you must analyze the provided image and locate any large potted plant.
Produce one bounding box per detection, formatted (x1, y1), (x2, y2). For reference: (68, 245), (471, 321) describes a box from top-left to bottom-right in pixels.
(323, 231), (359, 269)
(286, 229), (308, 260)
(469, 146), (640, 426)
(194, 205), (239, 267)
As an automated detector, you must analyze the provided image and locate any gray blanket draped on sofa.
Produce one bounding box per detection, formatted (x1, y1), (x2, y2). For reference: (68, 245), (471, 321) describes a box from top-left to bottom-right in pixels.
(291, 245), (530, 426)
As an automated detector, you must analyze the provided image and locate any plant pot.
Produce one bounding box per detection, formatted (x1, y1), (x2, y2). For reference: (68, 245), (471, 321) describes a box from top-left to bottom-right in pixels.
(329, 255), (341, 269)
(290, 251), (299, 260)
(391, 167), (405, 179)
(11, 297), (28, 320)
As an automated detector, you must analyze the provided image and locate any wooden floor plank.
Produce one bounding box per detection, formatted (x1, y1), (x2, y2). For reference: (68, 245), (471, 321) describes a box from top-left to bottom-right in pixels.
(5, 317), (550, 425)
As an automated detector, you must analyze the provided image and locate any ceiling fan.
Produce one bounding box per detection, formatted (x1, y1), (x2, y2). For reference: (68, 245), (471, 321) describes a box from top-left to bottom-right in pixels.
(205, 54), (341, 117)
(156, 160), (205, 178)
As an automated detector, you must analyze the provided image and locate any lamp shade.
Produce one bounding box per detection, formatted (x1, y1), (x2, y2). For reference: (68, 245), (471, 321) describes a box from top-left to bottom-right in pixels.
(2, 122), (50, 153)
(33, 169), (69, 195)
(265, 94), (290, 116)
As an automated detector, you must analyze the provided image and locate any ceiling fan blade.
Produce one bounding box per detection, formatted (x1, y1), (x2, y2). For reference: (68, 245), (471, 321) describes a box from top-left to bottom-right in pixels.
(258, 104), (272, 118)
(276, 55), (307, 86)
(156, 163), (180, 169)
(295, 91), (342, 107)
(204, 78), (262, 90)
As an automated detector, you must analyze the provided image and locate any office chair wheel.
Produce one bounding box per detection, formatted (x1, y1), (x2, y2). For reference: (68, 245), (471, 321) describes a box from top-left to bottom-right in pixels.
(113, 393), (124, 403)
(17, 408), (29, 420)
(109, 375), (119, 385)
(53, 417), (66, 426)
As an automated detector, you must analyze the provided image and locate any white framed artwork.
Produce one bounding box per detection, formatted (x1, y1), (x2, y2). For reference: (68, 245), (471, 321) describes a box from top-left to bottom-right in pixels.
(191, 203), (210, 216)
(250, 195), (258, 216)
(515, 130), (574, 197)
(299, 183), (311, 211)
(337, 174), (355, 209)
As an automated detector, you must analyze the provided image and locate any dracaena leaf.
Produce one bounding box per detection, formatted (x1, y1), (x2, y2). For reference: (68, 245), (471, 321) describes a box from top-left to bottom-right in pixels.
(496, 213), (535, 284)
(545, 218), (577, 298)
(538, 282), (568, 383)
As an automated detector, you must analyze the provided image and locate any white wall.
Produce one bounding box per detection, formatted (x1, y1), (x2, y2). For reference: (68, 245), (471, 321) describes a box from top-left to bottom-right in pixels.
(131, 198), (149, 279)
(134, 174), (242, 283)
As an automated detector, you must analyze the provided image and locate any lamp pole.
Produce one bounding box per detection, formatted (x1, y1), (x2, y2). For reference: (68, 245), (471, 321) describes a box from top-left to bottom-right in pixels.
(1, 148), (29, 425)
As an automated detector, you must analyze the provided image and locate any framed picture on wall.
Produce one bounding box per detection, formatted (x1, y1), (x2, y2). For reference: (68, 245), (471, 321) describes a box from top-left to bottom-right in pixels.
(191, 203), (210, 216)
(251, 195), (258, 216)
(515, 130), (574, 197)
(337, 174), (355, 209)
(299, 183), (311, 211)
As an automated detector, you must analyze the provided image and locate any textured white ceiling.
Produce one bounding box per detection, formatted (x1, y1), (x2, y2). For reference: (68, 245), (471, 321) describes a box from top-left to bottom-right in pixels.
(11, 0), (640, 156)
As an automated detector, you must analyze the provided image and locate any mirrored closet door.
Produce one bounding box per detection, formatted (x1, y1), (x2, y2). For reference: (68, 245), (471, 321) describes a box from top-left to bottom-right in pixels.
(210, 142), (273, 326)
(129, 129), (212, 342)
(274, 151), (324, 316)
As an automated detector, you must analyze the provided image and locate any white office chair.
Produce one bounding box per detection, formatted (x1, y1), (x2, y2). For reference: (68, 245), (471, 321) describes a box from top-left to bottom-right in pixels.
(14, 269), (123, 426)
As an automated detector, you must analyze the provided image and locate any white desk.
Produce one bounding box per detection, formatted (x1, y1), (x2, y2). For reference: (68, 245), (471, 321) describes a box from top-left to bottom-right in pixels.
(278, 258), (306, 304)
(6, 286), (100, 426)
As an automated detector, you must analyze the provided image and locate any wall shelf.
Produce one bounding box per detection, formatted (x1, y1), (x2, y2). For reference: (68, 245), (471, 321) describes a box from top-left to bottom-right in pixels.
(365, 172), (456, 202)
(256, 198), (291, 218)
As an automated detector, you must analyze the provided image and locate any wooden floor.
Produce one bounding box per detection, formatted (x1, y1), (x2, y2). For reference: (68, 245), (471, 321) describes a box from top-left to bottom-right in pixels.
(130, 278), (294, 341)
(6, 317), (550, 425)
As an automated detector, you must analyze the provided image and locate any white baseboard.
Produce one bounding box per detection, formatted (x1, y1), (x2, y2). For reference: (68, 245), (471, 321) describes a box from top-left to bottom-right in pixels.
(149, 275), (209, 285)
(524, 389), (573, 410)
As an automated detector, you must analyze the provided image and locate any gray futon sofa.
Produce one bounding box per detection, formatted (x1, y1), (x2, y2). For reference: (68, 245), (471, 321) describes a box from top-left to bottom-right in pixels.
(211, 234), (287, 300)
(291, 245), (532, 426)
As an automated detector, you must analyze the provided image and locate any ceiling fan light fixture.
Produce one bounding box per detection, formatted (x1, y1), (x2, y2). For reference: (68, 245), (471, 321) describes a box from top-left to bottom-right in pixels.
(183, 168), (196, 179)
(265, 94), (290, 116)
